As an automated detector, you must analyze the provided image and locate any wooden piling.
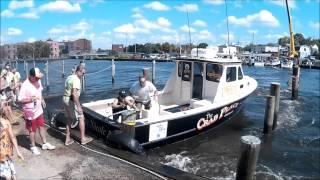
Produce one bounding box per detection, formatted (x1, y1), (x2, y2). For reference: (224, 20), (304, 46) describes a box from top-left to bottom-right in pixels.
(81, 75), (85, 93)
(45, 60), (49, 88)
(264, 95), (275, 134)
(293, 65), (299, 76)
(152, 59), (156, 84)
(270, 83), (280, 130)
(236, 135), (261, 180)
(23, 60), (26, 72)
(33, 60), (36, 68)
(62, 60), (65, 77)
(25, 62), (28, 78)
(292, 76), (298, 100)
(111, 59), (115, 83)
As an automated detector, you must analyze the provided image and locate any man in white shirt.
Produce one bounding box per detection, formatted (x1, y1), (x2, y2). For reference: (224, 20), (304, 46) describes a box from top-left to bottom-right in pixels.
(129, 76), (157, 111)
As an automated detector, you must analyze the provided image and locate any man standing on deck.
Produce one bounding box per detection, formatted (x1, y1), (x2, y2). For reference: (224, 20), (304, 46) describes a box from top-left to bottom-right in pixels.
(63, 65), (92, 146)
(130, 76), (158, 118)
(18, 67), (56, 155)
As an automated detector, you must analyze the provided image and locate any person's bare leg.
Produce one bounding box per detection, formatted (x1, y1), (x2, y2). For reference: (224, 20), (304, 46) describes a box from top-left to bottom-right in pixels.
(79, 116), (85, 141)
(39, 126), (47, 144)
(29, 131), (36, 147)
(3, 106), (14, 123)
(65, 107), (73, 144)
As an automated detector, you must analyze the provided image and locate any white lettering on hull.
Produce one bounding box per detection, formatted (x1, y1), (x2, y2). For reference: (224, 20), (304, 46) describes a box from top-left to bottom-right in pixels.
(197, 102), (239, 131)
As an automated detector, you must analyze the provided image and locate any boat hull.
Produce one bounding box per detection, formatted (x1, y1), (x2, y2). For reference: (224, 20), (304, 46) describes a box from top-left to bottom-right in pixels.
(83, 98), (245, 149)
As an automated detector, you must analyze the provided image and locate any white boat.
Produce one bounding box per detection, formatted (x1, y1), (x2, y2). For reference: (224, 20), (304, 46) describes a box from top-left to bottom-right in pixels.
(281, 58), (293, 69)
(57, 47), (256, 153)
(254, 58), (265, 67)
(265, 58), (281, 67)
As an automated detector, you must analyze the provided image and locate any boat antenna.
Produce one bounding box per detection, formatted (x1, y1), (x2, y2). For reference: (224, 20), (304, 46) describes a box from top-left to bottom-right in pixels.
(186, 4), (192, 55)
(225, 0), (230, 55)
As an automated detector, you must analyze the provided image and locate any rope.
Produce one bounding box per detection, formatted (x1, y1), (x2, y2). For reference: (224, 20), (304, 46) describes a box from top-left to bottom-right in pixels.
(85, 66), (112, 76)
(43, 123), (167, 180)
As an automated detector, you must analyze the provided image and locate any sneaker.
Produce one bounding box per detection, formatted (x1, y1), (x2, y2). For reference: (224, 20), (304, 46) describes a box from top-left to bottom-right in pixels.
(30, 146), (41, 155)
(42, 142), (56, 150)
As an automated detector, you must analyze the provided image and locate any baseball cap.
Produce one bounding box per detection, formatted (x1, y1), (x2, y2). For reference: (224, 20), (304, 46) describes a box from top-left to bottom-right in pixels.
(119, 90), (126, 98)
(29, 67), (43, 78)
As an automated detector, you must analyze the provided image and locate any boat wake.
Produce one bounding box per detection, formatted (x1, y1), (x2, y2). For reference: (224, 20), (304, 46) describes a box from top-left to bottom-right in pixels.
(162, 151), (200, 174)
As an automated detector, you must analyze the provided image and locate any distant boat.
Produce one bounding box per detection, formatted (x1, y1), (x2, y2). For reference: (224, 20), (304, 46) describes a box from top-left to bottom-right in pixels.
(265, 58), (281, 67)
(281, 58), (293, 69)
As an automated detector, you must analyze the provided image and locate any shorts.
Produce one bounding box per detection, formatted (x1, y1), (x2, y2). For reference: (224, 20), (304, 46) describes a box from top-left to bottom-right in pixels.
(25, 114), (45, 132)
(0, 159), (16, 179)
(63, 96), (83, 120)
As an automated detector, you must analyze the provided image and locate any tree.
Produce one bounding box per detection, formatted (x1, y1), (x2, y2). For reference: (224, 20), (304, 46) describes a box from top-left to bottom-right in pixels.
(198, 43), (208, 48)
(294, 33), (305, 46)
(278, 36), (290, 46)
(161, 42), (170, 53)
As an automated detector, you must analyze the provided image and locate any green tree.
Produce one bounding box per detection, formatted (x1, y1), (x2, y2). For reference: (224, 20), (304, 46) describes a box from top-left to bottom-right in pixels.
(161, 42), (170, 53)
(198, 43), (208, 48)
(278, 36), (290, 46)
(294, 33), (305, 46)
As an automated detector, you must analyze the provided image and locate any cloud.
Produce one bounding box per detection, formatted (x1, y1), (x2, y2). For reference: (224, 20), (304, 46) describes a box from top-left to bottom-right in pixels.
(27, 37), (36, 43)
(157, 17), (171, 28)
(180, 25), (196, 33)
(228, 10), (279, 27)
(203, 0), (224, 5)
(264, 32), (288, 40)
(39, 1), (81, 13)
(144, 1), (170, 11)
(132, 13), (143, 19)
(47, 19), (92, 39)
(220, 32), (234, 43)
(1, 10), (14, 17)
(113, 23), (149, 34)
(197, 30), (213, 41)
(268, 0), (296, 9)
(193, 20), (207, 27)
(9, 0), (34, 10)
(309, 21), (320, 29)
(248, 29), (258, 34)
(175, 4), (199, 12)
(8, 28), (23, 36)
(18, 10), (39, 19)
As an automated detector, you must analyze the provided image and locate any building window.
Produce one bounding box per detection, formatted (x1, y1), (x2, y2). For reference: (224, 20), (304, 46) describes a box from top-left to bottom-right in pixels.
(206, 63), (223, 82)
(238, 67), (243, 80)
(226, 67), (237, 82)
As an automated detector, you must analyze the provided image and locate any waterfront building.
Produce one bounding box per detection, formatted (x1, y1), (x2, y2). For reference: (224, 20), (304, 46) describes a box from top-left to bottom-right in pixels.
(46, 39), (60, 58)
(112, 44), (124, 54)
(311, 44), (319, 54)
(73, 39), (92, 52)
(253, 45), (279, 53)
(0, 44), (18, 60)
(218, 45), (237, 56)
(299, 45), (311, 59)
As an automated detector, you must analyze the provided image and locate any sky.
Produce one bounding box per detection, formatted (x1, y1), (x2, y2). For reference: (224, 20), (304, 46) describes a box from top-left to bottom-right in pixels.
(0, 0), (319, 49)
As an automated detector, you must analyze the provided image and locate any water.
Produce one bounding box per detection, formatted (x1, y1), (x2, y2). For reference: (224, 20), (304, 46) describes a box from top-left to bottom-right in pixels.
(15, 60), (320, 179)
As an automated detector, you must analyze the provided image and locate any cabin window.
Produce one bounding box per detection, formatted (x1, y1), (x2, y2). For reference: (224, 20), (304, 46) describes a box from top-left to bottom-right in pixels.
(238, 67), (243, 80)
(178, 61), (182, 77)
(182, 62), (192, 81)
(226, 67), (237, 82)
(206, 63), (223, 82)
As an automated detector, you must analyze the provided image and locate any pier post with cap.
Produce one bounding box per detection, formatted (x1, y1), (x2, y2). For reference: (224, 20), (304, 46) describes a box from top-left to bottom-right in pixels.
(264, 95), (275, 134)
(152, 59), (156, 84)
(62, 59), (65, 77)
(236, 135), (261, 180)
(270, 83), (280, 130)
(45, 60), (49, 88)
(111, 59), (115, 83)
(292, 65), (300, 100)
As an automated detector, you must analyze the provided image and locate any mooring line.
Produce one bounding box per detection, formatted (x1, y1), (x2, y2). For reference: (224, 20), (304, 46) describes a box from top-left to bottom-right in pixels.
(43, 123), (168, 180)
(85, 66), (112, 76)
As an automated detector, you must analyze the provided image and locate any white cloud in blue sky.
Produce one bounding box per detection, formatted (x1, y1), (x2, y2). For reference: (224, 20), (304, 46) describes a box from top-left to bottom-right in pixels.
(0, 0), (319, 49)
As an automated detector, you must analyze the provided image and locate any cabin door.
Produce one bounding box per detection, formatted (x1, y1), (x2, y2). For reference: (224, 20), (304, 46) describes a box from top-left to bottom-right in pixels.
(192, 62), (203, 100)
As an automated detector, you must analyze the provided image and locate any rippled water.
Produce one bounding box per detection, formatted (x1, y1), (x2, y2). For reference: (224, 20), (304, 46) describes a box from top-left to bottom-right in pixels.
(16, 60), (320, 179)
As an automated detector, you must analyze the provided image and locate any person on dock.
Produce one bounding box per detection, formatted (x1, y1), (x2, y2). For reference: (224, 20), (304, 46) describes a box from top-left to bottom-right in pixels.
(63, 65), (92, 146)
(129, 76), (158, 118)
(0, 115), (24, 180)
(12, 67), (21, 103)
(18, 67), (56, 155)
(0, 69), (18, 125)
